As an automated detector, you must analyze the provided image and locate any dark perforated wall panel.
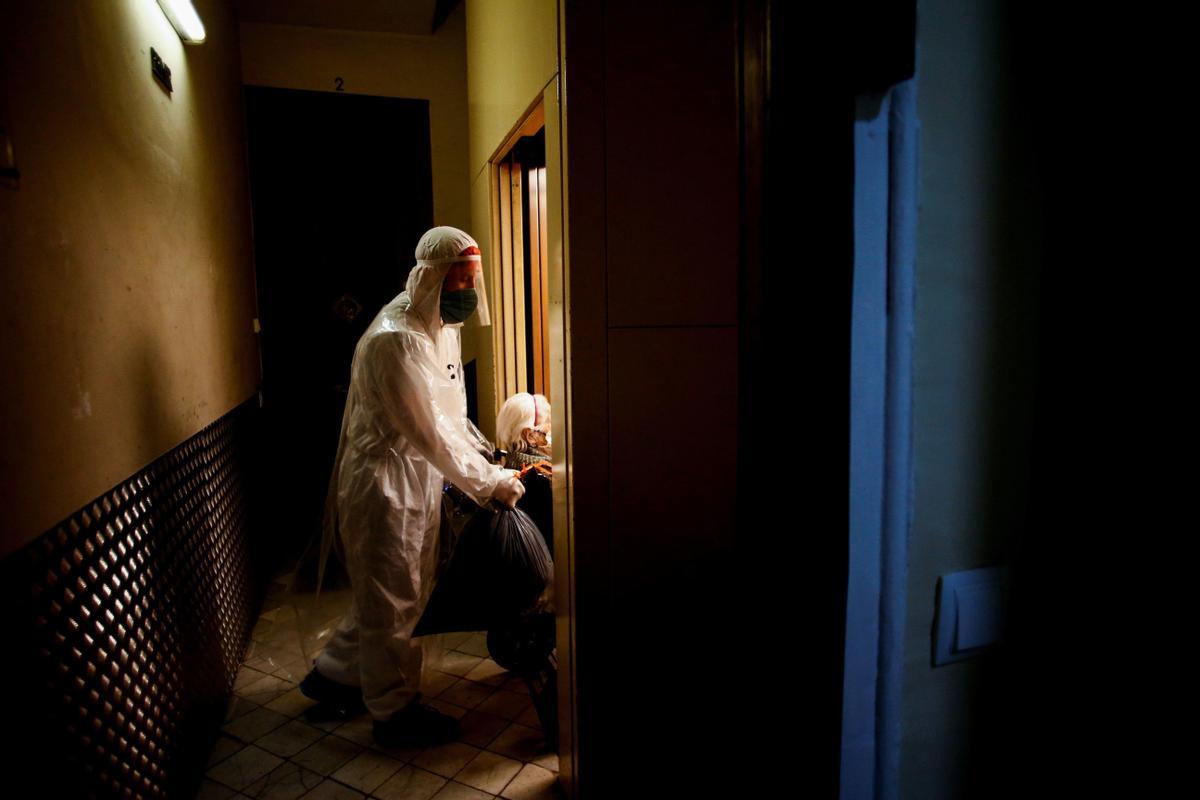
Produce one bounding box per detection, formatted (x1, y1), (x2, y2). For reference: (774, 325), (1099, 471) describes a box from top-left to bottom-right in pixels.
(2, 400), (263, 799)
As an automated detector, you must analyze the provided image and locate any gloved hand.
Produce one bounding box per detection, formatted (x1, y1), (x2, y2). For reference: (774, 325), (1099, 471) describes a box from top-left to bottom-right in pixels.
(492, 474), (526, 509)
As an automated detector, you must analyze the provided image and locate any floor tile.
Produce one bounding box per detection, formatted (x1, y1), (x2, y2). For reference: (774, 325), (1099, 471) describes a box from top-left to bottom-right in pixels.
(499, 677), (530, 696)
(236, 666), (273, 692)
(264, 624), (303, 650)
(372, 765), (448, 800)
(514, 704), (542, 731)
(279, 652), (310, 672)
(273, 657), (310, 682)
(291, 735), (364, 776)
(529, 750), (557, 774)
(239, 674), (296, 706)
(423, 670), (459, 698)
(257, 650), (303, 672)
(332, 715), (375, 746)
(303, 708), (349, 732)
(370, 738), (427, 764)
(197, 778), (238, 799)
(295, 779), (364, 799)
(331, 750), (404, 794)
(458, 710), (511, 749)
(437, 652), (484, 678)
(226, 696), (262, 724)
(425, 697), (469, 720)
(251, 621), (276, 643)
(453, 751), (522, 796)
(440, 679), (497, 710)
(245, 654), (278, 673)
(255, 719), (326, 758)
(411, 742), (482, 779)
(207, 745), (284, 791)
(486, 724), (545, 763)
(440, 632), (474, 651)
(256, 641), (306, 664)
(463, 660), (508, 688)
(430, 781), (494, 800)
(454, 634), (491, 659)
(223, 706), (292, 744)
(265, 687), (319, 718)
(242, 761), (324, 800)
(476, 691), (531, 723)
(207, 734), (247, 768)
(498, 764), (559, 800)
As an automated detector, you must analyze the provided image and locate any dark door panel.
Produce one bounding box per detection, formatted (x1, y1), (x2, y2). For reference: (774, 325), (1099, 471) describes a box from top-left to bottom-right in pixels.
(243, 86), (433, 564)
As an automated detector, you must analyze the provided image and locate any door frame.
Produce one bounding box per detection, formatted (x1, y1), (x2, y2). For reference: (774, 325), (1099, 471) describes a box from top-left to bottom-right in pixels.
(485, 81), (579, 798)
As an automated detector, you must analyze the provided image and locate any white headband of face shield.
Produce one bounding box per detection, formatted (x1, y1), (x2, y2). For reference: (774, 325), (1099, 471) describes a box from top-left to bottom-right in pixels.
(416, 254), (483, 266)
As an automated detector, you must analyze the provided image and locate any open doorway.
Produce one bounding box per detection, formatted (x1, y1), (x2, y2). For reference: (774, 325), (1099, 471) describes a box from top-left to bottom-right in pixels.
(492, 110), (551, 402)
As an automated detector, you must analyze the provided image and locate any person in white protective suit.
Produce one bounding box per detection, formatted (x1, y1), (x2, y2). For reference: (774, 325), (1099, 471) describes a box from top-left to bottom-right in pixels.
(300, 226), (525, 747)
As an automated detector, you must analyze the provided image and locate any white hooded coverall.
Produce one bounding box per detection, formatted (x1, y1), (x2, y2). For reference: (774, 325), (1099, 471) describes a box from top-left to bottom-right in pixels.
(314, 226), (511, 720)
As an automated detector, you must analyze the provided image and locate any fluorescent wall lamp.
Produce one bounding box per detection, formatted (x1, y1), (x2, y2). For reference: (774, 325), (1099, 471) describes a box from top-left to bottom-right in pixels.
(157, 0), (206, 44)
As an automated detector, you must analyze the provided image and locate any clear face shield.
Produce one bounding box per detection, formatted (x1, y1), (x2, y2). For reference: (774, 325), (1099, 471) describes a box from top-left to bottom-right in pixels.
(426, 254), (490, 327)
(527, 396), (551, 454)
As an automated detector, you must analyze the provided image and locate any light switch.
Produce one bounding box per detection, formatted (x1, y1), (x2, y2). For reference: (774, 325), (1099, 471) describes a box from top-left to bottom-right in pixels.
(934, 565), (1007, 666)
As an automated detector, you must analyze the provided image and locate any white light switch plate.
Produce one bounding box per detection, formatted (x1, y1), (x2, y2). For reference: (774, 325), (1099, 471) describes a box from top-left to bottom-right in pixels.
(934, 565), (1008, 666)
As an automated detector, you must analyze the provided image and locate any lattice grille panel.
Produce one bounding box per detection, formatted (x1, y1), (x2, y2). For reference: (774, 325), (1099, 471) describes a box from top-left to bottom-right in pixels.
(5, 401), (262, 799)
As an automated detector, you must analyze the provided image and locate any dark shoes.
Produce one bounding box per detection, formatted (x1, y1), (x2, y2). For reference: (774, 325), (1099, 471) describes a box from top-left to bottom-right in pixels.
(373, 696), (462, 748)
(299, 668), (367, 721)
(299, 671), (459, 746)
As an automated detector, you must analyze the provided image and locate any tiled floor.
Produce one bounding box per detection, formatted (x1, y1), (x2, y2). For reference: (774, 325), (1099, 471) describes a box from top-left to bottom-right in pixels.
(200, 580), (561, 800)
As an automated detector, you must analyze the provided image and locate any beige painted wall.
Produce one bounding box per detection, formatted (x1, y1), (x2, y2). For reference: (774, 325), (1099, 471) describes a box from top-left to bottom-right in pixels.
(465, 1), (559, 176)
(0, 0), (260, 556)
(463, 0), (558, 441)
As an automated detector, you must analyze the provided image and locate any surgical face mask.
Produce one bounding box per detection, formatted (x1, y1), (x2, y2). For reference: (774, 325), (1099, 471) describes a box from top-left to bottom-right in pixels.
(440, 288), (478, 324)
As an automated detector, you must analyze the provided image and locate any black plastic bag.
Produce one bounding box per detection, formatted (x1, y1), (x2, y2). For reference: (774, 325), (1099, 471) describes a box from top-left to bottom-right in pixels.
(414, 504), (552, 636)
(517, 468), (554, 557)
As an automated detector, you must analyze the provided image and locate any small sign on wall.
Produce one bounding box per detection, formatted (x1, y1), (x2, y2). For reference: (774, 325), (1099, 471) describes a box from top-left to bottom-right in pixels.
(151, 47), (172, 94)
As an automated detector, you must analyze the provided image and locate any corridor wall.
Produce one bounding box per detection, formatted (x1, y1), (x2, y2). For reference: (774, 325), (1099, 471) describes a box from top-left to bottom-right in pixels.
(1, 2), (263, 797)
(0, 0), (260, 556)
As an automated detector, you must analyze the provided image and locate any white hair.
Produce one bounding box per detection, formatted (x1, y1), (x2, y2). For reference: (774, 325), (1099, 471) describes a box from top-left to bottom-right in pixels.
(496, 393), (551, 452)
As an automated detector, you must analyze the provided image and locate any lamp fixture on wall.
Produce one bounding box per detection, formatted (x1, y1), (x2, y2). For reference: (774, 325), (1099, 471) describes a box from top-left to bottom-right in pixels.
(156, 0), (206, 44)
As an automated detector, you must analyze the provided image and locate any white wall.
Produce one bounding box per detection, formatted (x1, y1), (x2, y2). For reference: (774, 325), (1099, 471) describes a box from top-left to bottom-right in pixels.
(902, 0), (1035, 795)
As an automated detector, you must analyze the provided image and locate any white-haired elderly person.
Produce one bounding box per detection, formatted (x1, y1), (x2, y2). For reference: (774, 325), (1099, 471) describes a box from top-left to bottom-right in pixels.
(495, 393), (553, 555)
(495, 393), (552, 471)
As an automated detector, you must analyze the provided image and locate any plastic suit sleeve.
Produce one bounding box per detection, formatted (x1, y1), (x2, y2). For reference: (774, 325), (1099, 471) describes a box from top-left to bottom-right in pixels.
(366, 331), (508, 502)
(464, 417), (495, 459)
